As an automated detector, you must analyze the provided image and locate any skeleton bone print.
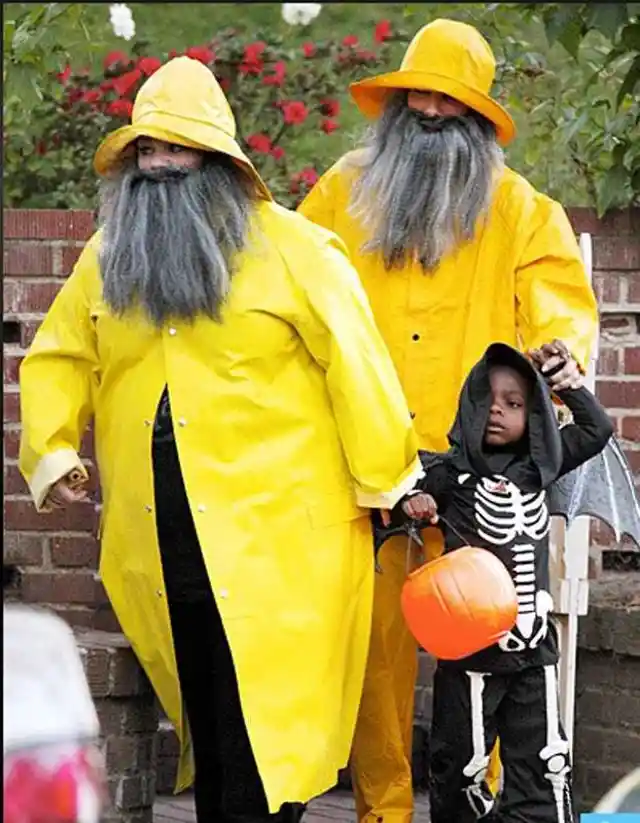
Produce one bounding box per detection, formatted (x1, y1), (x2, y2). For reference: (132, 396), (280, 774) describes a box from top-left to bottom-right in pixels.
(464, 473), (554, 652)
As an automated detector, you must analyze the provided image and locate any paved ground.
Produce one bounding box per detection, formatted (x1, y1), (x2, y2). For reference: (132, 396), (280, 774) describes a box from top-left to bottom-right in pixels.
(155, 789), (432, 822)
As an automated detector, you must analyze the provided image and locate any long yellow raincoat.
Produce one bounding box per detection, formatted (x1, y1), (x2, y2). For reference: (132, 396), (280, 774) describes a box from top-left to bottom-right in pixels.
(299, 153), (599, 821)
(18, 58), (423, 814)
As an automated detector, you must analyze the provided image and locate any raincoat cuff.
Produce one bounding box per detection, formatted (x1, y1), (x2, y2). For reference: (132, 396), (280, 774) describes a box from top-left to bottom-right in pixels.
(355, 456), (425, 510)
(29, 449), (87, 512)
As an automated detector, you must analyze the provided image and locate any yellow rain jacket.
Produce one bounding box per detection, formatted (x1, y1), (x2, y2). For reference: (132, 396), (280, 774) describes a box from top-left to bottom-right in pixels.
(19, 58), (423, 814)
(299, 153), (598, 821)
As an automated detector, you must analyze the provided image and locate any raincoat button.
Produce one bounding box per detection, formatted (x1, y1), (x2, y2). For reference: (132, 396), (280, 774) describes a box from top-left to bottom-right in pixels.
(410, 411), (416, 419)
(178, 418), (187, 426)
(412, 333), (420, 341)
(144, 419), (151, 426)
(168, 327), (177, 336)
(156, 589), (163, 597)
(220, 589), (229, 599)
(197, 504), (206, 513)
(145, 505), (152, 512)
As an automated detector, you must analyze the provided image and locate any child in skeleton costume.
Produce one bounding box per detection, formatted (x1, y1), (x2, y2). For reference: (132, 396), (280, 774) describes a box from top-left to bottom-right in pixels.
(396, 341), (613, 823)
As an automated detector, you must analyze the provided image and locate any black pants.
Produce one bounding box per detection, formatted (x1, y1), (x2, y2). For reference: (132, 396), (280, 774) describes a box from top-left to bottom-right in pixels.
(153, 436), (304, 823)
(429, 664), (574, 823)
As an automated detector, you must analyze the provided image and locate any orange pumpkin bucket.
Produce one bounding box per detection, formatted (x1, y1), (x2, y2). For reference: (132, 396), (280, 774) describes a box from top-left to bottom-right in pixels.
(400, 546), (518, 660)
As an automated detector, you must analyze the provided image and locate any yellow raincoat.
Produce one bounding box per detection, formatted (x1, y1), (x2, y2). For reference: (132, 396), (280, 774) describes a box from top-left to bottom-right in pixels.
(299, 154), (598, 820)
(19, 58), (423, 813)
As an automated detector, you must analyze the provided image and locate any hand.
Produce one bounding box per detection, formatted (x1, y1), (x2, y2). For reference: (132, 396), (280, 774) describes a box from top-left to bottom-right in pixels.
(45, 476), (89, 509)
(402, 492), (438, 524)
(528, 339), (583, 391)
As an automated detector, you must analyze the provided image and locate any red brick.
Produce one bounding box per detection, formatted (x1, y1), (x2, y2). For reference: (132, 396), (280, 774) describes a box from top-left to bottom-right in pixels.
(624, 347), (640, 375)
(3, 244), (53, 276)
(3, 392), (20, 423)
(18, 319), (43, 348)
(567, 207), (640, 237)
(21, 570), (102, 605)
(3, 210), (95, 241)
(3, 279), (61, 315)
(593, 237), (640, 270)
(593, 272), (620, 305)
(629, 273), (640, 304)
(51, 606), (95, 630)
(61, 245), (85, 273)
(92, 605), (121, 633)
(596, 348), (620, 376)
(621, 416), (640, 442)
(51, 535), (99, 568)
(599, 315), (634, 335)
(3, 532), (45, 566)
(3, 354), (23, 385)
(3, 498), (98, 532)
(4, 463), (29, 495)
(596, 380), (640, 409)
(4, 429), (20, 459)
(624, 448), (640, 475)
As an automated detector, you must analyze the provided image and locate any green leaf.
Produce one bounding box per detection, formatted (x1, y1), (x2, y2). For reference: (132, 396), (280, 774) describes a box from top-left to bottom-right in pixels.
(586, 4), (629, 41)
(617, 53), (640, 105)
(561, 109), (590, 143)
(596, 162), (629, 215)
(620, 21), (640, 50)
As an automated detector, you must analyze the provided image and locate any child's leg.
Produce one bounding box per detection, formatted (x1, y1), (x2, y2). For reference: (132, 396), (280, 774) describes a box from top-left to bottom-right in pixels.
(429, 665), (506, 823)
(496, 664), (573, 823)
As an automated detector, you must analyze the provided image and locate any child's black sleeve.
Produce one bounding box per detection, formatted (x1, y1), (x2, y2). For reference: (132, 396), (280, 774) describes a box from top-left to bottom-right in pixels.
(413, 462), (453, 508)
(554, 386), (615, 478)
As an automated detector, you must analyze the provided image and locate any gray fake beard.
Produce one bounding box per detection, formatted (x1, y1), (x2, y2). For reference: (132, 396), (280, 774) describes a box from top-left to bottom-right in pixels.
(347, 93), (504, 271)
(98, 155), (258, 327)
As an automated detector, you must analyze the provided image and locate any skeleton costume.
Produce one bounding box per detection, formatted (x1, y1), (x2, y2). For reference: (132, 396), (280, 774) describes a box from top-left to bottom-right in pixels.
(402, 343), (613, 823)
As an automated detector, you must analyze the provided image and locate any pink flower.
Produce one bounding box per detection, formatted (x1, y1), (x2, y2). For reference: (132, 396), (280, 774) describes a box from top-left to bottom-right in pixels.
(137, 56), (163, 76)
(262, 60), (286, 87)
(302, 42), (316, 58)
(321, 118), (339, 134)
(246, 133), (272, 154)
(282, 101), (308, 125)
(374, 20), (392, 43)
(342, 34), (359, 47)
(185, 46), (215, 64)
(270, 145), (285, 161)
(321, 99), (340, 117)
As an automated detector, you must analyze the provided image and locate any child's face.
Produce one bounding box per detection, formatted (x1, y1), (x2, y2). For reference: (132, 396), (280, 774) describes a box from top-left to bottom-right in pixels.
(484, 366), (529, 446)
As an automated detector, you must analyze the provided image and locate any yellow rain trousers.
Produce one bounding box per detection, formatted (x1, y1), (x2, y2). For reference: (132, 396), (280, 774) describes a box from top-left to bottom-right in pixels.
(299, 154), (598, 822)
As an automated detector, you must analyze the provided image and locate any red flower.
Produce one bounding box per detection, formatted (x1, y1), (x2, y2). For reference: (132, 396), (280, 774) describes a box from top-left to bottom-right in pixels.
(240, 41), (266, 76)
(36, 140), (47, 156)
(80, 89), (103, 106)
(106, 99), (134, 118)
(218, 77), (231, 92)
(302, 42), (316, 58)
(262, 60), (286, 87)
(374, 20), (392, 43)
(281, 101), (308, 125)
(111, 68), (142, 97)
(186, 45), (215, 64)
(57, 65), (72, 85)
(100, 79), (114, 92)
(321, 118), (339, 134)
(290, 166), (319, 194)
(356, 49), (377, 61)
(168, 49), (179, 59)
(137, 56), (163, 76)
(342, 34), (359, 47)
(321, 99), (340, 117)
(246, 133), (272, 154)
(270, 145), (285, 161)
(104, 50), (129, 70)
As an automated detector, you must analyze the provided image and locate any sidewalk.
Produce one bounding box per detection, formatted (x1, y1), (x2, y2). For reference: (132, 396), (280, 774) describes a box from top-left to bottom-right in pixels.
(154, 789), (431, 822)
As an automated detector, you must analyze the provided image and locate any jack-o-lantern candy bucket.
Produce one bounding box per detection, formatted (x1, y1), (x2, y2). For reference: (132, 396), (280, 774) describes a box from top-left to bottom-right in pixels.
(400, 546), (518, 660)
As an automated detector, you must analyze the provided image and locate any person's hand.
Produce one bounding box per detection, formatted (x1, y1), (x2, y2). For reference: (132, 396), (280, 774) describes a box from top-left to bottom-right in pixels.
(402, 492), (438, 523)
(45, 476), (89, 509)
(528, 339), (583, 391)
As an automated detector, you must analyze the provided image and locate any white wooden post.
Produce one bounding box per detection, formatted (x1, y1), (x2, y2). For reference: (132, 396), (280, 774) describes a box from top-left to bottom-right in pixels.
(549, 232), (598, 754)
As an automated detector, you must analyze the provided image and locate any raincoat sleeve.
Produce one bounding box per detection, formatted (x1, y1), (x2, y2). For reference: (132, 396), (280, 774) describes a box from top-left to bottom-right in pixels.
(514, 193), (598, 371)
(284, 223), (422, 509)
(297, 164), (339, 232)
(19, 235), (101, 511)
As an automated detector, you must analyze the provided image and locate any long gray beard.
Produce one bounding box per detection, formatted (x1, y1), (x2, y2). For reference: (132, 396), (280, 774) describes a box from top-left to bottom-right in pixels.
(347, 93), (504, 271)
(98, 156), (258, 327)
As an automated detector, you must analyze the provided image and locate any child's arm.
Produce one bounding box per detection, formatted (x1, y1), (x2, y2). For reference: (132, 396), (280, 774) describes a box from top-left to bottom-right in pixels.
(554, 386), (615, 477)
(394, 462), (452, 523)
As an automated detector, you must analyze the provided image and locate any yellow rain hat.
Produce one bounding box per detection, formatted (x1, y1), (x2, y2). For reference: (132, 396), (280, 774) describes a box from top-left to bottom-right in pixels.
(349, 18), (516, 147)
(94, 56), (272, 199)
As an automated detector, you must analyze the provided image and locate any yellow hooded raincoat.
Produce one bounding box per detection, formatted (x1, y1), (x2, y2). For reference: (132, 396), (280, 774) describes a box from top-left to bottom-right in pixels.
(18, 58), (423, 813)
(299, 23), (598, 822)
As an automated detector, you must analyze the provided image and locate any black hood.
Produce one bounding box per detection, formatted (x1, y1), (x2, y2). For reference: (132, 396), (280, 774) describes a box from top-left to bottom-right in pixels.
(448, 343), (563, 489)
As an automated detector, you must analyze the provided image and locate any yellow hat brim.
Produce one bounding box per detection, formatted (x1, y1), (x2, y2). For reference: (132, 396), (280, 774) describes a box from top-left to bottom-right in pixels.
(349, 70), (516, 147)
(93, 116), (272, 201)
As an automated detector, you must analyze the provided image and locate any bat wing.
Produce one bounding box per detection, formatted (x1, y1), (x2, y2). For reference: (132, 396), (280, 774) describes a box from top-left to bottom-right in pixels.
(371, 449), (448, 565)
(547, 435), (640, 550)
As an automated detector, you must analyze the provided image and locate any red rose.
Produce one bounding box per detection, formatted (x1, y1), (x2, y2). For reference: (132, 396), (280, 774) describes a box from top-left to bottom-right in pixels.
(374, 20), (392, 43)
(185, 46), (215, 64)
(57, 65), (72, 85)
(246, 133), (272, 154)
(111, 68), (142, 97)
(321, 99), (340, 117)
(262, 60), (286, 87)
(106, 99), (134, 118)
(302, 42), (316, 58)
(281, 101), (308, 125)
(342, 35), (359, 47)
(104, 50), (129, 70)
(137, 56), (163, 76)
(270, 145), (285, 161)
(321, 118), (339, 134)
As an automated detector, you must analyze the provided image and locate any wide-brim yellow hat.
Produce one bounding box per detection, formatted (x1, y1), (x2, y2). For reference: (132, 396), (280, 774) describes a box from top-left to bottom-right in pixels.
(94, 56), (272, 200)
(350, 18), (516, 147)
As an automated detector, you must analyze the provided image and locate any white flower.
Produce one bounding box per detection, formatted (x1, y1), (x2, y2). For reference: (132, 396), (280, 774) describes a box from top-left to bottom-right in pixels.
(281, 3), (322, 26)
(109, 4), (135, 40)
